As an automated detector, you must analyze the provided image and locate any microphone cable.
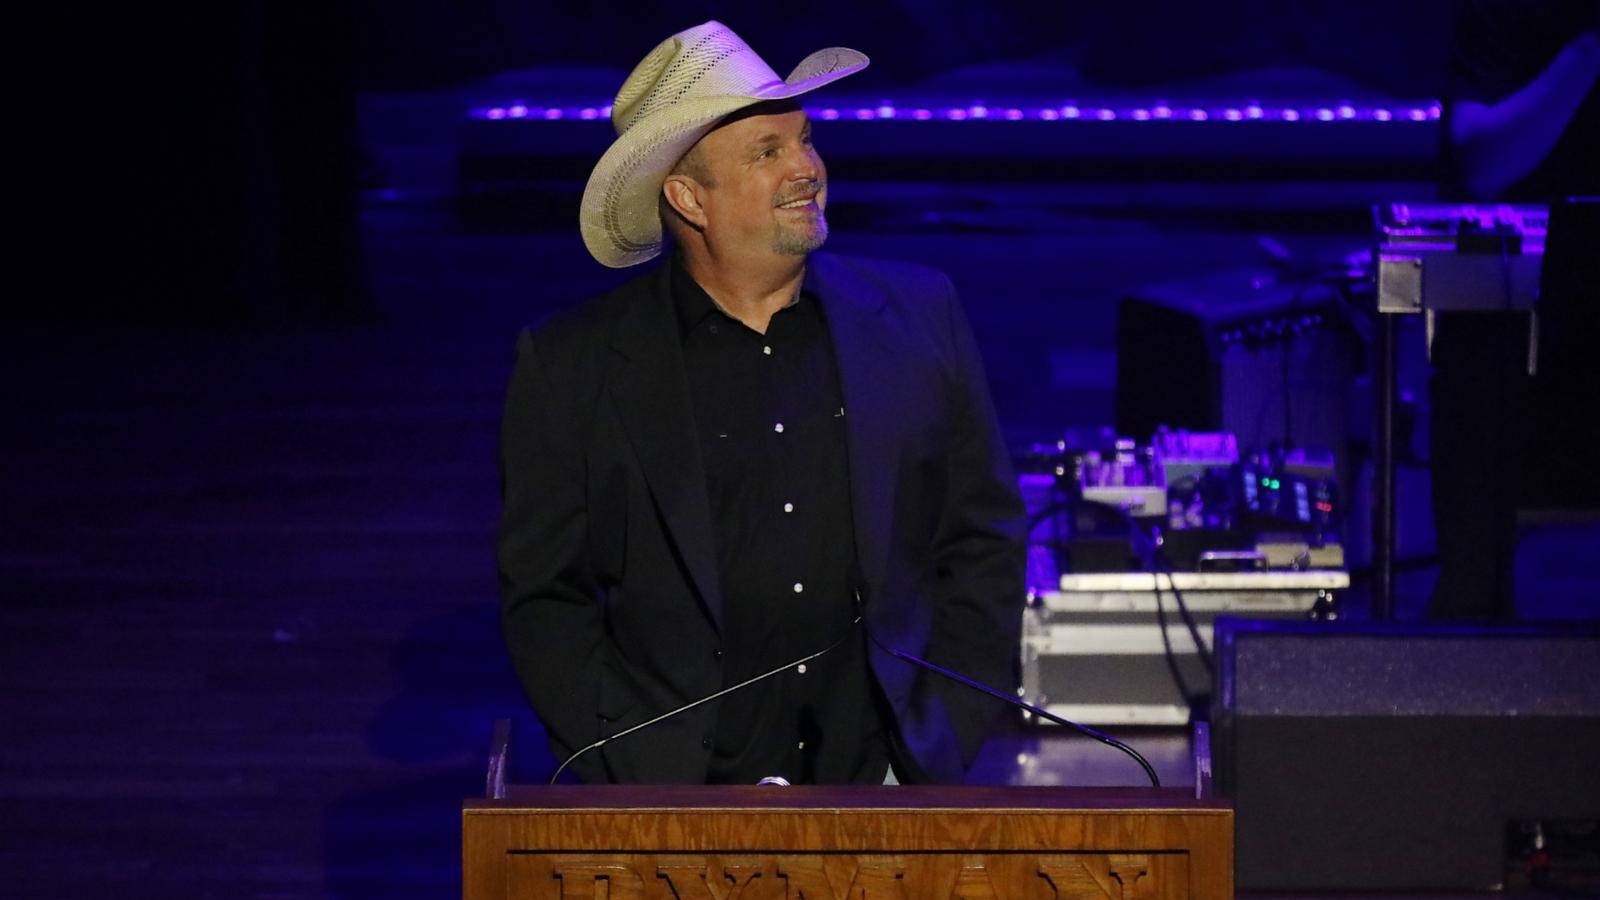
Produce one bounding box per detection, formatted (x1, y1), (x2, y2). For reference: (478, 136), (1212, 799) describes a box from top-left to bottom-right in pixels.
(549, 616), (861, 784)
(859, 603), (1160, 788)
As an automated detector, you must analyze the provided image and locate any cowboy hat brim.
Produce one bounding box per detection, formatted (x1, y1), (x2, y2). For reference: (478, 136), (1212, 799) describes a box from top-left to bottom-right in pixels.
(580, 47), (868, 269)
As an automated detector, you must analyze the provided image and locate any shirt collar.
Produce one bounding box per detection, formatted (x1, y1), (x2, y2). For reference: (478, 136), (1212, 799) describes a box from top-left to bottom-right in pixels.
(670, 254), (810, 341)
(670, 254), (721, 340)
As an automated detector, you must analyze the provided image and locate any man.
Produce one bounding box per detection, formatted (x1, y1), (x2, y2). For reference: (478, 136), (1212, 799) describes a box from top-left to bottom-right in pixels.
(498, 21), (1025, 785)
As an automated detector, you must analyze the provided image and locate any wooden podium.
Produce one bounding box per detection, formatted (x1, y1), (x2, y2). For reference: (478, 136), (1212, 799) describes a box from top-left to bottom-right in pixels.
(463, 784), (1232, 898)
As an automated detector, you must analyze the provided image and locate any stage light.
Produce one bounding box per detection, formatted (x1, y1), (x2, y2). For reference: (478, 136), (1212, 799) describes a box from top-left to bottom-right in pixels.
(466, 100), (1444, 126)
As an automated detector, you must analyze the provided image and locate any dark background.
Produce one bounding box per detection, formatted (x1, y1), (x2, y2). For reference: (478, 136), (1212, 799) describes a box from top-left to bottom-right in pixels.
(6, 3), (1594, 898)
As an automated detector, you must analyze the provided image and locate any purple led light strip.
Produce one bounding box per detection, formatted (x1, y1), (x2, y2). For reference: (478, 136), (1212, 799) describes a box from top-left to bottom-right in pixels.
(471, 101), (1440, 123)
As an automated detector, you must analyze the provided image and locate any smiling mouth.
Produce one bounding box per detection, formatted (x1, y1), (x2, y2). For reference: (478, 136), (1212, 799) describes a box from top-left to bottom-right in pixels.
(775, 194), (818, 209)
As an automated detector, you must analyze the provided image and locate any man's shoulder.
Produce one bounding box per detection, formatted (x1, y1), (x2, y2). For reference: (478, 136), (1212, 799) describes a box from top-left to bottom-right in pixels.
(518, 263), (667, 357)
(808, 253), (962, 338)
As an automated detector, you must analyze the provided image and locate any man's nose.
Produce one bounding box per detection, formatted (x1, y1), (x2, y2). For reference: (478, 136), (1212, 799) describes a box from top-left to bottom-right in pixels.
(788, 145), (821, 181)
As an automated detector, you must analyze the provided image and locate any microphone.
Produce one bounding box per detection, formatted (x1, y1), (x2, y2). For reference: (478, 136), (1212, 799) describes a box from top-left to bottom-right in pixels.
(549, 616), (862, 784)
(857, 591), (1162, 788)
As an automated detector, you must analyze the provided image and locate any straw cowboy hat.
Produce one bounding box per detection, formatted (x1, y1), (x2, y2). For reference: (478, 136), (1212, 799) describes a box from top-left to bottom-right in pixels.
(579, 21), (868, 268)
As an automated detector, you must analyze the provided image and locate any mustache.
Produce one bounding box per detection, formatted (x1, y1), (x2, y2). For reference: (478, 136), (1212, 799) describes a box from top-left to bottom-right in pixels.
(773, 180), (825, 206)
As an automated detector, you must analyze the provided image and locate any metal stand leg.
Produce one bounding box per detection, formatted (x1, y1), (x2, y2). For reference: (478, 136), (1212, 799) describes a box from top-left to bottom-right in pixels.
(1372, 313), (1397, 621)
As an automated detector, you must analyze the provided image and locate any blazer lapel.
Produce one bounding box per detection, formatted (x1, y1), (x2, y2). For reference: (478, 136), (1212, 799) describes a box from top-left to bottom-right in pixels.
(607, 266), (726, 631)
(809, 255), (897, 601)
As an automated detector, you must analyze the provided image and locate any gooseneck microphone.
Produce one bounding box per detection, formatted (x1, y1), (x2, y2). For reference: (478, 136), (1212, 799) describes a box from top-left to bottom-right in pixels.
(548, 616), (862, 784)
(858, 591), (1161, 788)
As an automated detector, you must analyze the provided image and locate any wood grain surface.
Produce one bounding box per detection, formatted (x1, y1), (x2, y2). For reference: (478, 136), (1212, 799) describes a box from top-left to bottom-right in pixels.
(464, 786), (1232, 899)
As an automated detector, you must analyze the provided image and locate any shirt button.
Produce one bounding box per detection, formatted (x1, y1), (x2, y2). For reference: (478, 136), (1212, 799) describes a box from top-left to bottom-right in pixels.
(793, 582), (804, 593)
(701, 736), (713, 749)
(774, 423), (784, 433)
(797, 740), (806, 750)
(708, 324), (719, 335)
(713, 648), (723, 661)
(783, 502), (794, 513)
(796, 663), (808, 674)
(763, 345), (772, 355)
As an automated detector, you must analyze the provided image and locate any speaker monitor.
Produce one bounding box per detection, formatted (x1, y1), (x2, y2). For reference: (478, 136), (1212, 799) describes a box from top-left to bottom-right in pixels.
(1213, 619), (1600, 891)
(1116, 270), (1361, 460)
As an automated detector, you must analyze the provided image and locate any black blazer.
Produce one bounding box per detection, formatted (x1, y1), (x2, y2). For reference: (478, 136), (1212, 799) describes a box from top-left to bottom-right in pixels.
(498, 252), (1026, 783)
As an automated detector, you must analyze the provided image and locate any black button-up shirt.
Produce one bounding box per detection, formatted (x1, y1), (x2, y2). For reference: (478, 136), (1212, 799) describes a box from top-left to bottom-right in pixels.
(672, 258), (888, 785)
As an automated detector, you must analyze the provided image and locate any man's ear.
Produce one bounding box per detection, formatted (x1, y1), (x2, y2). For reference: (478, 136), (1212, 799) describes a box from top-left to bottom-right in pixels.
(662, 175), (708, 230)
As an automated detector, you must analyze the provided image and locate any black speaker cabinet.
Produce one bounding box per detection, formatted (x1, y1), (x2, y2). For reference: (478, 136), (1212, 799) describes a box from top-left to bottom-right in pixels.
(1116, 270), (1362, 461)
(1214, 619), (1600, 891)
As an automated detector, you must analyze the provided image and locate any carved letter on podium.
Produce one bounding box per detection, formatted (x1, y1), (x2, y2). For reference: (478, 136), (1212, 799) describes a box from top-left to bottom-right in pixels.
(777, 855), (908, 899)
(951, 855), (999, 899)
(1038, 855), (1156, 900)
(550, 860), (648, 899)
(655, 857), (764, 900)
